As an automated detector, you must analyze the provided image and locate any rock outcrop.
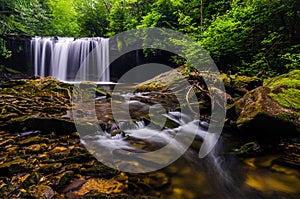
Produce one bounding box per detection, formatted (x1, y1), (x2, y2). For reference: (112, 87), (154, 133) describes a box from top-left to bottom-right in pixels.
(0, 76), (109, 133)
(232, 70), (300, 136)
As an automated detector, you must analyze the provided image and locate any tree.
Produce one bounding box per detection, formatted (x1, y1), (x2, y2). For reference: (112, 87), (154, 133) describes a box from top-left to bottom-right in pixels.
(107, 0), (154, 36)
(0, 0), (50, 59)
(199, 0), (300, 76)
(46, 0), (80, 37)
(75, 0), (111, 37)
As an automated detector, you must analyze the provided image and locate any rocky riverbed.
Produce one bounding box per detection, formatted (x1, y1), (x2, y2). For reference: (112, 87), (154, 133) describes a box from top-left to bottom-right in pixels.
(0, 69), (299, 198)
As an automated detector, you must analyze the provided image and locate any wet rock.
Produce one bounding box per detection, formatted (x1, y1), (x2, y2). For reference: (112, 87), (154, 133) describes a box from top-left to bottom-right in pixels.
(52, 171), (74, 188)
(275, 140), (300, 169)
(0, 76), (108, 134)
(221, 73), (263, 98)
(61, 147), (93, 163)
(231, 70), (300, 136)
(21, 172), (41, 189)
(83, 161), (118, 178)
(0, 77), (73, 132)
(264, 70), (300, 111)
(234, 142), (262, 156)
(0, 139), (15, 148)
(0, 158), (27, 175)
(23, 117), (77, 134)
(29, 184), (55, 199)
(233, 86), (299, 136)
(26, 143), (47, 153)
(75, 178), (125, 196)
(19, 135), (50, 146)
(79, 192), (145, 199)
(39, 163), (63, 173)
(63, 178), (87, 193)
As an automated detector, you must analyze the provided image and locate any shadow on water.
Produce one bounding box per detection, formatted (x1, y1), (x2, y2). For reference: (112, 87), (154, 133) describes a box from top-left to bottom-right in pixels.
(163, 133), (300, 199)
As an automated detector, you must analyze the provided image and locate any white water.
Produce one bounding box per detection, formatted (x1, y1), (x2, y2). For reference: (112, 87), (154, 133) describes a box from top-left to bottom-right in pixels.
(30, 37), (110, 82)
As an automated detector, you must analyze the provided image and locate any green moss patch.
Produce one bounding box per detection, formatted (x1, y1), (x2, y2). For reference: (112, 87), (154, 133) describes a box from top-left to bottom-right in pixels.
(264, 70), (300, 89)
(262, 70), (300, 110)
(269, 88), (300, 110)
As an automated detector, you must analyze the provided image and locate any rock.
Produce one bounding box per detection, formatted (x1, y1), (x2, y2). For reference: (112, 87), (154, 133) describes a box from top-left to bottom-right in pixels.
(264, 70), (300, 110)
(29, 185), (55, 199)
(26, 143), (47, 153)
(232, 70), (300, 136)
(0, 77), (110, 132)
(0, 139), (15, 148)
(52, 171), (74, 188)
(23, 117), (77, 134)
(39, 163), (63, 173)
(0, 158), (27, 175)
(21, 172), (42, 189)
(19, 135), (49, 146)
(233, 142), (262, 156)
(75, 178), (125, 196)
(221, 73), (263, 98)
(274, 139), (300, 169)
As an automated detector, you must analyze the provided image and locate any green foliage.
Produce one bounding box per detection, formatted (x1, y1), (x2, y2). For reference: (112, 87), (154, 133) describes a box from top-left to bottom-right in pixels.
(75, 0), (110, 36)
(107, 0), (154, 36)
(0, 65), (21, 73)
(0, 0), (49, 59)
(199, 0), (300, 76)
(0, 39), (12, 58)
(0, 0), (49, 35)
(46, 0), (80, 37)
(0, 0), (299, 78)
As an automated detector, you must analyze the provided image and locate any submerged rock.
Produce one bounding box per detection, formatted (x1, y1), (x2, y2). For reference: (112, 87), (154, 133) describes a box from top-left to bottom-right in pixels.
(75, 178), (125, 196)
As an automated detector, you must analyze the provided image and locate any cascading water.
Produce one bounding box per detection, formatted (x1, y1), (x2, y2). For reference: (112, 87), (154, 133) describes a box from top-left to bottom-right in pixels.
(30, 37), (110, 82)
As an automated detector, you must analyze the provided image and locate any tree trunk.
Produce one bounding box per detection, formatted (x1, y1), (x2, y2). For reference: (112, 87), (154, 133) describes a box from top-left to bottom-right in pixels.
(200, 0), (203, 25)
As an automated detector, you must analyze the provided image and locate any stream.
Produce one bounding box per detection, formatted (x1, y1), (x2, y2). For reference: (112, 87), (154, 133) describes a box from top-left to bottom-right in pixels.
(1, 82), (300, 198)
(75, 84), (300, 199)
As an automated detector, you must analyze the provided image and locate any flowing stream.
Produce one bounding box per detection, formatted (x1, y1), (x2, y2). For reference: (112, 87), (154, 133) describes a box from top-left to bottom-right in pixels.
(75, 88), (300, 199)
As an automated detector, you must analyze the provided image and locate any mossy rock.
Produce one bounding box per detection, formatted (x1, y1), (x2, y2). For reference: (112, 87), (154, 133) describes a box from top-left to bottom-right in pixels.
(135, 69), (183, 92)
(264, 70), (300, 110)
(221, 73), (263, 98)
(232, 70), (300, 136)
(0, 77), (110, 132)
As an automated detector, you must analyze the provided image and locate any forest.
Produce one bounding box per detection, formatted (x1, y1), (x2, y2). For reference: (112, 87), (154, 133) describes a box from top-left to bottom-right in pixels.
(1, 0), (299, 77)
(1, 1), (300, 198)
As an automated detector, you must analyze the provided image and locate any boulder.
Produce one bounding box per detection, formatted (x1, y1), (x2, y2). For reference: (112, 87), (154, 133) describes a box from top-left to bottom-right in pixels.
(0, 77), (110, 133)
(221, 73), (263, 99)
(232, 70), (300, 136)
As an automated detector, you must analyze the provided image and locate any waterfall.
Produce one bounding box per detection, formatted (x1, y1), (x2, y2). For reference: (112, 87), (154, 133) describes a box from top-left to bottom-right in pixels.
(30, 37), (110, 82)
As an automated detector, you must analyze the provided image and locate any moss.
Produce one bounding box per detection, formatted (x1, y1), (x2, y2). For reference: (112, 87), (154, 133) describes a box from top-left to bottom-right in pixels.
(269, 88), (300, 110)
(264, 70), (300, 89)
(136, 82), (168, 92)
(264, 70), (300, 110)
(222, 73), (262, 87)
(274, 113), (299, 124)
